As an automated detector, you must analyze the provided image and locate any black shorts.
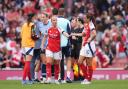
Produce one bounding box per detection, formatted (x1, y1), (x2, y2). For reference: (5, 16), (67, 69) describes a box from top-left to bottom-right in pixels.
(33, 49), (41, 60)
(71, 43), (81, 59)
(33, 48), (45, 59)
(62, 46), (72, 58)
(40, 49), (45, 54)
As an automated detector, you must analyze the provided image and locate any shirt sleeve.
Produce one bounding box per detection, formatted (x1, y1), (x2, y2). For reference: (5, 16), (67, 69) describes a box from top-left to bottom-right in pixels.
(89, 21), (95, 31)
(58, 27), (63, 34)
(67, 22), (71, 34)
(82, 28), (85, 33)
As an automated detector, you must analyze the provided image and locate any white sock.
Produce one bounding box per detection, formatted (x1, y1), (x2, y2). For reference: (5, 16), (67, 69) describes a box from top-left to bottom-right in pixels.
(67, 71), (70, 78)
(35, 72), (38, 79)
(58, 73), (61, 80)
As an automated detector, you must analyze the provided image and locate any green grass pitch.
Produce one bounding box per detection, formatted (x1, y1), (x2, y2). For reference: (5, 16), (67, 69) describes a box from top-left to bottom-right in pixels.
(0, 80), (128, 89)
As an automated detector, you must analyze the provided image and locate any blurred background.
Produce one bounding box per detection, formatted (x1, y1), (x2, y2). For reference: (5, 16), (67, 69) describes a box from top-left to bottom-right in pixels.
(0, 0), (128, 70)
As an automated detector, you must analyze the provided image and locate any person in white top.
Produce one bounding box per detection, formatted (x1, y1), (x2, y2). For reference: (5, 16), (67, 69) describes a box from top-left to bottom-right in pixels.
(71, 13), (96, 84)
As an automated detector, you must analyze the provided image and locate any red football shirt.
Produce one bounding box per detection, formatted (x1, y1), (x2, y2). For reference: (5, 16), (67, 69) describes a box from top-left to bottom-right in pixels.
(83, 23), (91, 46)
(47, 27), (61, 52)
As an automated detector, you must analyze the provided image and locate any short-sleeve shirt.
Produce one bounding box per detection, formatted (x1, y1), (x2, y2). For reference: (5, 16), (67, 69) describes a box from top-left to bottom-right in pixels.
(71, 27), (83, 44)
(46, 26), (62, 52)
(34, 20), (51, 49)
(57, 17), (71, 47)
(83, 21), (95, 46)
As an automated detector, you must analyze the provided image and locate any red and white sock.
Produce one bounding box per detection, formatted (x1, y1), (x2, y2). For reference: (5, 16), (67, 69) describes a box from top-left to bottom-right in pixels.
(54, 64), (59, 80)
(26, 61), (31, 80)
(46, 63), (52, 79)
(79, 64), (88, 80)
(23, 61), (29, 80)
(88, 66), (93, 81)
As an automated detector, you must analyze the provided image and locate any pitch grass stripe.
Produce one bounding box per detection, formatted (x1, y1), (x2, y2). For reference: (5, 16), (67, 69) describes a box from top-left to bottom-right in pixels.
(0, 80), (128, 89)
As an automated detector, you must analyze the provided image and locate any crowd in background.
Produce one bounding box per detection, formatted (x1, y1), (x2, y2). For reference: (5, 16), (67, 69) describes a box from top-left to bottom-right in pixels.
(0, 0), (128, 69)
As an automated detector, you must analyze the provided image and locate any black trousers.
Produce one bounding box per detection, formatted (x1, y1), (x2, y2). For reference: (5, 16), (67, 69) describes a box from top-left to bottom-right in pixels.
(60, 54), (65, 80)
(60, 46), (72, 80)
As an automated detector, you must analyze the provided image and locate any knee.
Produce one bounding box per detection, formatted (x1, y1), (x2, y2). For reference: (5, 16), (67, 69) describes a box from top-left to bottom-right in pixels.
(87, 62), (92, 66)
(46, 57), (52, 64)
(46, 61), (52, 64)
(86, 59), (93, 66)
(54, 60), (59, 64)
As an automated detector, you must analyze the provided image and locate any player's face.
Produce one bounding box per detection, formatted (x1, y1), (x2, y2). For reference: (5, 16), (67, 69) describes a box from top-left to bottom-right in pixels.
(71, 18), (77, 28)
(84, 15), (89, 23)
(32, 15), (36, 22)
(51, 16), (57, 27)
(41, 14), (48, 24)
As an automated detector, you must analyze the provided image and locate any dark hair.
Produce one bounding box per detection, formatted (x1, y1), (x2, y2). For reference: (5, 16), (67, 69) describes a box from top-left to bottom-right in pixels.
(86, 13), (95, 25)
(70, 16), (77, 22)
(86, 13), (94, 21)
(52, 8), (58, 15)
(27, 13), (35, 26)
(58, 8), (65, 16)
(77, 18), (84, 24)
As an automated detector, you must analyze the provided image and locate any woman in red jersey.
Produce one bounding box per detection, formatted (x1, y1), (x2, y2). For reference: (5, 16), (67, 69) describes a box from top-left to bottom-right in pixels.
(42, 15), (70, 84)
(71, 13), (96, 84)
